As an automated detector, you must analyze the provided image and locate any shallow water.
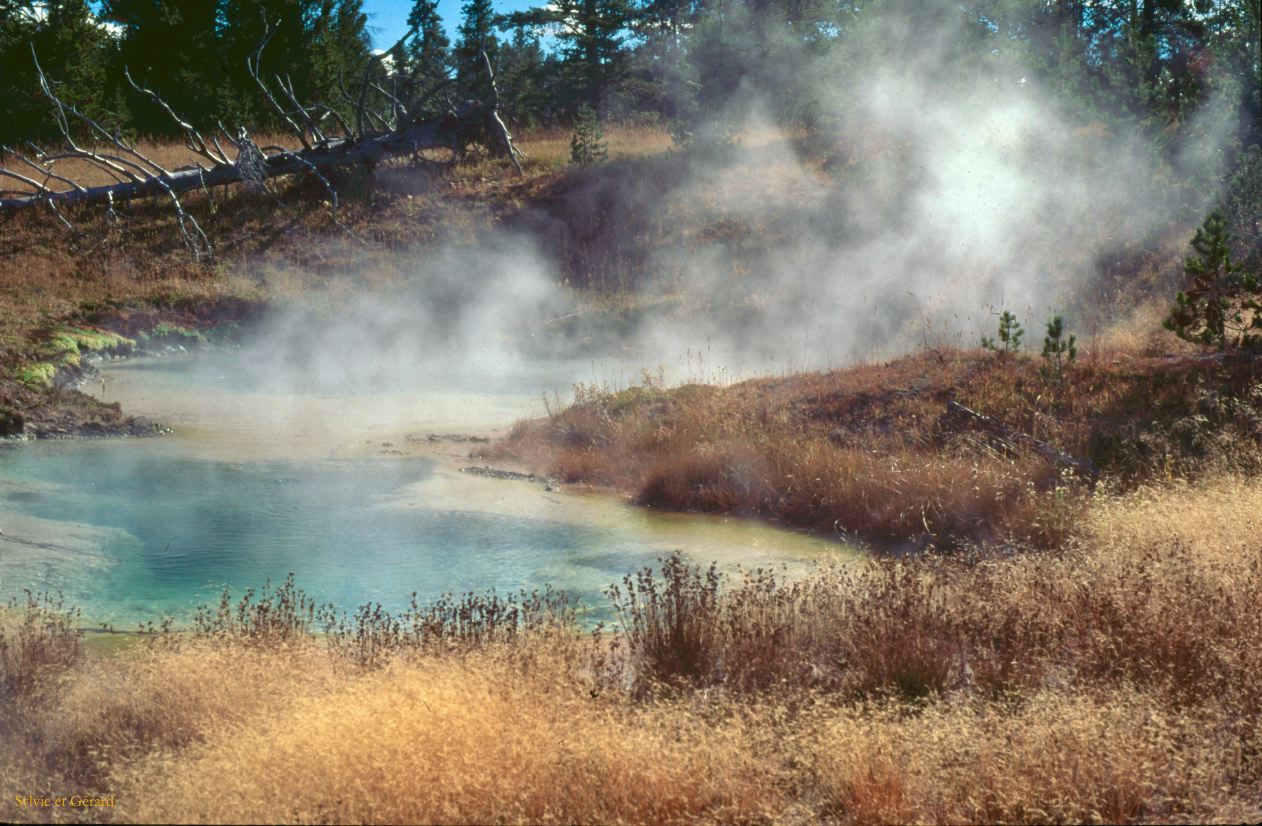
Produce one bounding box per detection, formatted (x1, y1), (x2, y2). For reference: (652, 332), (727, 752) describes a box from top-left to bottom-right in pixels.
(0, 350), (854, 627)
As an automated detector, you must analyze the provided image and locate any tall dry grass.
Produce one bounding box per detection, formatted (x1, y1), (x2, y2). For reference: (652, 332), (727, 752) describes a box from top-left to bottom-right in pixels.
(3, 477), (1262, 823)
(0, 590), (83, 695)
(497, 348), (1262, 548)
(116, 651), (776, 825)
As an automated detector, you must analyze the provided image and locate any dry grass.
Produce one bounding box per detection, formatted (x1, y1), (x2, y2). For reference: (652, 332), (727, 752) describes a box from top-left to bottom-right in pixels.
(4, 478), (1262, 823)
(116, 651), (774, 825)
(508, 123), (674, 171)
(496, 348), (1262, 548)
(0, 591), (83, 695)
(796, 688), (1253, 824)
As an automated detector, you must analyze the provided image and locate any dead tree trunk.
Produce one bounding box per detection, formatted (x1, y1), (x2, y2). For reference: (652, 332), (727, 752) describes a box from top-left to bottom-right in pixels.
(0, 107), (514, 212)
(0, 23), (523, 254)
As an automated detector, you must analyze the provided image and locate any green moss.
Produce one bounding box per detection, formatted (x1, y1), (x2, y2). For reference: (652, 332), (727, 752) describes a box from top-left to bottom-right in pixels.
(16, 362), (56, 389)
(42, 333), (81, 356)
(140, 323), (207, 344)
(63, 327), (134, 352)
(32, 327), (134, 373)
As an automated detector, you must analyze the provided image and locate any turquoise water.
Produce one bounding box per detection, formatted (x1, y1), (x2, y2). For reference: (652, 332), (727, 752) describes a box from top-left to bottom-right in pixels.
(0, 352), (853, 627)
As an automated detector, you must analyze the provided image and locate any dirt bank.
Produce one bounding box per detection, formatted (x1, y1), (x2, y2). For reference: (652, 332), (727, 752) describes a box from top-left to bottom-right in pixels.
(0, 296), (266, 439)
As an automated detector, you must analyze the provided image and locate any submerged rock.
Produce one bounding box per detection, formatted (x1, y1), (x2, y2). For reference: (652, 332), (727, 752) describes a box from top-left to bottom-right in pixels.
(460, 466), (556, 490)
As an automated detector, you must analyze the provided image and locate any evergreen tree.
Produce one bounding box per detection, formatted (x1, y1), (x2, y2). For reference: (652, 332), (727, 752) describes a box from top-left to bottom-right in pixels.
(306, 0), (371, 122)
(104, 0), (229, 132)
(981, 310), (1025, 355)
(505, 0), (634, 111)
(407, 0), (449, 76)
(1040, 316), (1077, 383)
(569, 102), (606, 164)
(401, 0), (450, 117)
(454, 0), (498, 101)
(211, 0), (370, 132)
(0, 0), (121, 144)
(1165, 211), (1262, 350)
(497, 23), (549, 126)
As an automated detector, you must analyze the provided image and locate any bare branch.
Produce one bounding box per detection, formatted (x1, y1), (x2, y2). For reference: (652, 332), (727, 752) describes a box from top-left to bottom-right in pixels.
(275, 72), (328, 144)
(4, 146), (85, 193)
(357, 24), (419, 137)
(480, 52), (522, 175)
(271, 149), (338, 210)
(124, 67), (230, 165)
(32, 46), (162, 180)
(2, 36), (525, 230)
(246, 18), (312, 151)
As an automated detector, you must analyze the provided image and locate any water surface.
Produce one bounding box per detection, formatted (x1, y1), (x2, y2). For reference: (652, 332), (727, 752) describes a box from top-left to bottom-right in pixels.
(0, 350), (853, 626)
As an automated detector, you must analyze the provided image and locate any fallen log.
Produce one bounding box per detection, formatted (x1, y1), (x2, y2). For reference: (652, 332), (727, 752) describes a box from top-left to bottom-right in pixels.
(0, 25), (522, 254)
(0, 108), (510, 212)
(944, 400), (1100, 486)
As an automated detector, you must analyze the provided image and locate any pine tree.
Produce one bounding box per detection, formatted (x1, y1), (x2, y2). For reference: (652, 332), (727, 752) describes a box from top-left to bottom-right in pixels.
(1165, 210), (1262, 350)
(981, 310), (1025, 355)
(306, 0), (371, 123)
(505, 0), (634, 111)
(454, 0), (498, 101)
(497, 24), (549, 126)
(569, 103), (607, 164)
(407, 0), (449, 76)
(105, 0), (229, 132)
(1041, 315), (1077, 383)
(401, 0), (450, 117)
(0, 0), (121, 144)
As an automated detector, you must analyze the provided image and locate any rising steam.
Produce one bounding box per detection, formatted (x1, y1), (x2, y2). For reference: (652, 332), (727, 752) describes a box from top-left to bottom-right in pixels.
(238, 2), (1242, 392)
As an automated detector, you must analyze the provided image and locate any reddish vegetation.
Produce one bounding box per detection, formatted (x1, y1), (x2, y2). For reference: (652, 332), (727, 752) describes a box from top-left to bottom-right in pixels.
(496, 348), (1262, 547)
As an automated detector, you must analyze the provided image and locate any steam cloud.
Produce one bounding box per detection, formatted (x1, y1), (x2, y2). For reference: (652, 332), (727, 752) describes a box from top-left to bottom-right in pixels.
(240, 3), (1242, 393)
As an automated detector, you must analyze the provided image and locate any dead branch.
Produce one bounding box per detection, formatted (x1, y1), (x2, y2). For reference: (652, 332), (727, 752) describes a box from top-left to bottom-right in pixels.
(943, 400), (1100, 486)
(0, 27), (524, 250)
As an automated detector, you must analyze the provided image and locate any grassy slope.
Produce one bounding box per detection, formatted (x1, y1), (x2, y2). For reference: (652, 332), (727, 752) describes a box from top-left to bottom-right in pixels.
(0, 126), (672, 434)
(495, 346), (1262, 548)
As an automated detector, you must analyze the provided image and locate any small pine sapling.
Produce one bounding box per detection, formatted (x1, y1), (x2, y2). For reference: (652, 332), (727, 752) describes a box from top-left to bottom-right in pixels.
(1164, 210), (1262, 349)
(569, 105), (608, 167)
(1040, 315), (1076, 382)
(981, 310), (1024, 355)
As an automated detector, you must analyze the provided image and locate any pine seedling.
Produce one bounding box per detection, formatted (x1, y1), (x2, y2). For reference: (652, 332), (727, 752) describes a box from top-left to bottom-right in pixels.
(569, 105), (608, 167)
(1040, 315), (1076, 383)
(981, 310), (1024, 355)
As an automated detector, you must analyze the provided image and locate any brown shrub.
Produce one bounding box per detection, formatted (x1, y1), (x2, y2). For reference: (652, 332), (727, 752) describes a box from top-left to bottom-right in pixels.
(500, 349), (1262, 548)
(0, 591), (83, 696)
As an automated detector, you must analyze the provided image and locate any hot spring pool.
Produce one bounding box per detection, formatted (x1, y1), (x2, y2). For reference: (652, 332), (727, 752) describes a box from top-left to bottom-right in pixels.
(0, 351), (854, 627)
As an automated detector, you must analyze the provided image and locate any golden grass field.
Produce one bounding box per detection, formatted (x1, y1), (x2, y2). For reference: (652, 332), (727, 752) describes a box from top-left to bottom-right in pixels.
(2, 477), (1261, 824)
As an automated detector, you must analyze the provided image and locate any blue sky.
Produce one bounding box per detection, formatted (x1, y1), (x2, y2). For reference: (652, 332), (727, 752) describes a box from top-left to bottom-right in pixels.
(361, 0), (537, 49)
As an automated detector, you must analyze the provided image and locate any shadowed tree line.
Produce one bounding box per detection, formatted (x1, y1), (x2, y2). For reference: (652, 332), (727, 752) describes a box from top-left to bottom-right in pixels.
(2, 1), (1257, 137)
(1, 1), (1260, 251)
